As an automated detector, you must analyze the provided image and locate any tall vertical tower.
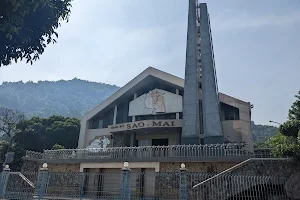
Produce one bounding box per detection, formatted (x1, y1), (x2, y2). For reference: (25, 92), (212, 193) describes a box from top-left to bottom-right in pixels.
(181, 0), (200, 145)
(182, 1), (224, 144)
(199, 3), (223, 144)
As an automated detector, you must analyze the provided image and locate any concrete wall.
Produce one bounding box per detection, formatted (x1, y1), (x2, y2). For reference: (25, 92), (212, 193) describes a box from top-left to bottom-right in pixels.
(222, 120), (243, 143)
(85, 128), (111, 148)
(47, 163), (80, 172)
(159, 160), (300, 178)
(21, 160), (40, 172)
(219, 93), (252, 147)
(160, 162), (238, 173)
(79, 162), (160, 172)
(21, 160), (81, 173)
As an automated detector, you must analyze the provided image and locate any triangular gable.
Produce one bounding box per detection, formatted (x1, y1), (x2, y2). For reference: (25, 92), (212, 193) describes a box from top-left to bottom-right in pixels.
(84, 67), (184, 120)
(128, 88), (183, 116)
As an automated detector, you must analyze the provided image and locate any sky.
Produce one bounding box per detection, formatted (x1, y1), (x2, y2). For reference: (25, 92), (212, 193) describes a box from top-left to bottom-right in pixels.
(0, 0), (299, 125)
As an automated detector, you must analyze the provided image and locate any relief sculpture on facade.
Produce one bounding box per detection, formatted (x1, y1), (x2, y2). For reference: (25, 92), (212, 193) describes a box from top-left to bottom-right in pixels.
(144, 89), (166, 114)
(86, 136), (111, 152)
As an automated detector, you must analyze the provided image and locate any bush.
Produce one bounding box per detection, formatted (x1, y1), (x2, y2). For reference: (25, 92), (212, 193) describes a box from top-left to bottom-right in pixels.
(52, 144), (65, 150)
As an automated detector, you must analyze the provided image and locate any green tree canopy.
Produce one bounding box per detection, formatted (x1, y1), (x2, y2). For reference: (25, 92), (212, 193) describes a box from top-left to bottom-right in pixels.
(13, 115), (80, 152)
(278, 120), (300, 138)
(270, 90), (300, 161)
(288, 91), (300, 120)
(0, 0), (72, 66)
(0, 115), (80, 170)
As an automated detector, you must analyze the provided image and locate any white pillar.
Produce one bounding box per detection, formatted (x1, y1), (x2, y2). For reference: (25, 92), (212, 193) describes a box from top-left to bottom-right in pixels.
(113, 105), (117, 125)
(176, 89), (180, 119)
(132, 93), (137, 122)
(78, 118), (88, 149)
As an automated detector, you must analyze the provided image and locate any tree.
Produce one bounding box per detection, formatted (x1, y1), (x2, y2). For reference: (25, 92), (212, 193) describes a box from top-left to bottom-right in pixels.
(0, 141), (9, 163)
(288, 91), (300, 120)
(0, 107), (24, 169)
(270, 90), (300, 161)
(0, 107), (24, 138)
(12, 115), (80, 152)
(3, 115), (80, 170)
(278, 120), (300, 138)
(0, 0), (72, 66)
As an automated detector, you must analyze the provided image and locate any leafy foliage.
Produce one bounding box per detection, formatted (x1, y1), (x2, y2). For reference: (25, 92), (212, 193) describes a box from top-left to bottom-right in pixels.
(13, 115), (80, 152)
(0, 141), (9, 163)
(288, 91), (300, 120)
(0, 0), (72, 66)
(279, 120), (300, 138)
(52, 143), (65, 150)
(0, 78), (119, 118)
(0, 115), (80, 170)
(270, 133), (300, 159)
(270, 90), (300, 161)
(0, 107), (24, 138)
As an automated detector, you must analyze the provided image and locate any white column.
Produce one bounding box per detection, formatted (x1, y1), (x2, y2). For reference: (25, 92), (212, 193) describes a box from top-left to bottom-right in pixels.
(132, 93), (137, 122)
(113, 105), (117, 125)
(176, 89), (180, 119)
(78, 118), (88, 148)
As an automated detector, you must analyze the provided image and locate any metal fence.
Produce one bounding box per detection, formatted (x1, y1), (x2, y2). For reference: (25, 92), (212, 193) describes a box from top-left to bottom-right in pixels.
(0, 167), (290, 200)
(24, 144), (275, 162)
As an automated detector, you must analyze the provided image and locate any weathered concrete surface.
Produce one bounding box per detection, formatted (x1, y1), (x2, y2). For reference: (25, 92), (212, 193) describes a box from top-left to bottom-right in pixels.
(285, 172), (300, 199)
(232, 160), (300, 177)
(160, 162), (238, 173)
(21, 160), (80, 172)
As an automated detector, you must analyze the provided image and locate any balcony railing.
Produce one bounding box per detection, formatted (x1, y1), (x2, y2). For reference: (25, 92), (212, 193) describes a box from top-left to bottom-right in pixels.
(24, 144), (275, 163)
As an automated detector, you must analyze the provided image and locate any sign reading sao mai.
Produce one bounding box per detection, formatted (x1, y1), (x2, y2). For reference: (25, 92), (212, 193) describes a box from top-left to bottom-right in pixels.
(108, 120), (182, 132)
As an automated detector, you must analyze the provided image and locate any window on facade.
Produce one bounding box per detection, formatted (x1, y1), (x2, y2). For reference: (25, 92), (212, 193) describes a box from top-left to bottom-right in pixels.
(199, 100), (204, 135)
(88, 108), (114, 129)
(116, 101), (129, 124)
(98, 120), (103, 129)
(102, 108), (114, 128)
(179, 112), (183, 119)
(220, 102), (240, 121)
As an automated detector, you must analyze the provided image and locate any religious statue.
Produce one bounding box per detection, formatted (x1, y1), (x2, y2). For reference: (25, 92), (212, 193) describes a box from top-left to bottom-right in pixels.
(101, 136), (110, 151)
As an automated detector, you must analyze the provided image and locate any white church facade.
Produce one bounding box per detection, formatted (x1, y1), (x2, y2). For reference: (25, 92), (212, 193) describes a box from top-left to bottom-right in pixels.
(78, 67), (253, 151)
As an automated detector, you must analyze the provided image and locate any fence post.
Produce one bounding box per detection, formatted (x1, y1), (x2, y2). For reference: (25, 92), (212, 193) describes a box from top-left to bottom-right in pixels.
(120, 162), (131, 200)
(180, 163), (187, 200)
(0, 165), (11, 197)
(79, 172), (86, 200)
(36, 163), (49, 200)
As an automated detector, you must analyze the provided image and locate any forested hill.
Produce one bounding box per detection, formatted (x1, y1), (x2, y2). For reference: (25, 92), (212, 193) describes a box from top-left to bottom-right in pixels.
(0, 79), (278, 144)
(251, 121), (278, 146)
(0, 78), (119, 118)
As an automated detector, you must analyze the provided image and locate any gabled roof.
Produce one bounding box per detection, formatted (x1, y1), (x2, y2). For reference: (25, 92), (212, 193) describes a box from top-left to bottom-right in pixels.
(83, 66), (250, 121)
(84, 67), (184, 120)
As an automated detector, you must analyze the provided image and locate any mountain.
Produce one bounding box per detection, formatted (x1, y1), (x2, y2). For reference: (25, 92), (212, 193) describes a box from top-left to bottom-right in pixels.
(0, 79), (278, 144)
(251, 121), (278, 146)
(0, 78), (119, 118)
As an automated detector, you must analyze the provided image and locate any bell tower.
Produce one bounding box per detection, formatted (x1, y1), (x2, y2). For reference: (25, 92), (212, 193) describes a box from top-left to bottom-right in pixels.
(182, 1), (224, 144)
